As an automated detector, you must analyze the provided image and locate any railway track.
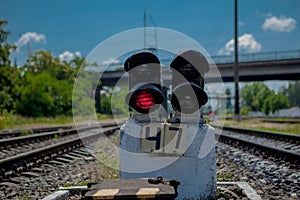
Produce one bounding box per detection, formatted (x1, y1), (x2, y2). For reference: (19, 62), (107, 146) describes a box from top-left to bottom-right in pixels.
(0, 120), (125, 159)
(0, 126), (101, 160)
(0, 121), (121, 139)
(215, 125), (300, 164)
(0, 125), (74, 139)
(0, 124), (120, 181)
(1, 122), (298, 199)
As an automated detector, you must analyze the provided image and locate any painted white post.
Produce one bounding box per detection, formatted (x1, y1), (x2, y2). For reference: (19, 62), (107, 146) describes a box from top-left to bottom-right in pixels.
(119, 118), (216, 199)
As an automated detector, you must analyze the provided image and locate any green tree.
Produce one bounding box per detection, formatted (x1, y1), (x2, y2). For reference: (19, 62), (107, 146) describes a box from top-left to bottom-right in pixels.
(16, 72), (73, 116)
(225, 88), (232, 110)
(0, 19), (19, 113)
(16, 50), (76, 116)
(99, 86), (128, 115)
(71, 56), (86, 75)
(240, 106), (251, 116)
(101, 92), (112, 115)
(280, 81), (300, 107)
(241, 83), (272, 111)
(97, 86), (128, 116)
(72, 67), (96, 117)
(22, 50), (75, 82)
(262, 93), (290, 115)
(111, 86), (128, 115)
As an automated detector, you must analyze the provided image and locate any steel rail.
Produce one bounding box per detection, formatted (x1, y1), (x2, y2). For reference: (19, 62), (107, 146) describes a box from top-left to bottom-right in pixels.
(0, 125), (74, 139)
(0, 126), (99, 148)
(215, 128), (300, 163)
(0, 119), (125, 139)
(214, 125), (300, 144)
(0, 120), (125, 147)
(0, 126), (119, 180)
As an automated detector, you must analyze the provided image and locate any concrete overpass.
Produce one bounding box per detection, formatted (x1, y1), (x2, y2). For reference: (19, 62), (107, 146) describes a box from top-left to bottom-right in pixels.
(99, 58), (300, 86)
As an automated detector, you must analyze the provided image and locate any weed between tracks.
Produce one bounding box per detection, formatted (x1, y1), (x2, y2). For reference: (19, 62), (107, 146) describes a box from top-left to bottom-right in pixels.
(217, 173), (234, 181)
(90, 132), (120, 183)
(61, 133), (120, 189)
(214, 118), (300, 134)
(63, 181), (90, 187)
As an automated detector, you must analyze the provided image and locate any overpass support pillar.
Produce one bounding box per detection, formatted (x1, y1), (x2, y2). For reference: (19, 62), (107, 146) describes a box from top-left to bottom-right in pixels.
(95, 85), (102, 113)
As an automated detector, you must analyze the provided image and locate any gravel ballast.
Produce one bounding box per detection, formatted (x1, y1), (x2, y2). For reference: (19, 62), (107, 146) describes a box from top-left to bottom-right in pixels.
(1, 131), (299, 199)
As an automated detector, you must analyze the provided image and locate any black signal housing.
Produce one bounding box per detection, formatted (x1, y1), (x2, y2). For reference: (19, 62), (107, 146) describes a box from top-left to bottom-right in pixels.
(124, 51), (164, 114)
(170, 50), (209, 114)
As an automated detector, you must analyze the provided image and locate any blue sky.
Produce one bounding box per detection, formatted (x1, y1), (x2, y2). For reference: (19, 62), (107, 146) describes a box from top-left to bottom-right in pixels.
(1, 0), (300, 65)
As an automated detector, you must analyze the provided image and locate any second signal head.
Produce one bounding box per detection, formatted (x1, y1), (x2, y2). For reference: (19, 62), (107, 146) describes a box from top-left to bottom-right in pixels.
(170, 50), (209, 114)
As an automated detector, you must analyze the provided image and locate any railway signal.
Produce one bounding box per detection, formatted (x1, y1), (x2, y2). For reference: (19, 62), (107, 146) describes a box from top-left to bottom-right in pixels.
(120, 50), (216, 199)
(170, 50), (209, 114)
(124, 51), (164, 115)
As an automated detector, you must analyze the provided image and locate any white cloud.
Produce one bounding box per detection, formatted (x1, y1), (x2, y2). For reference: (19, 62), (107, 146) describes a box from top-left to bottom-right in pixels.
(262, 15), (296, 32)
(74, 51), (81, 57)
(103, 57), (120, 65)
(15, 32), (46, 49)
(218, 33), (262, 55)
(58, 51), (81, 62)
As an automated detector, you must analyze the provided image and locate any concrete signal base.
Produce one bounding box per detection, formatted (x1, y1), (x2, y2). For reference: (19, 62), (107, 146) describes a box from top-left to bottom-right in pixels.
(119, 118), (216, 200)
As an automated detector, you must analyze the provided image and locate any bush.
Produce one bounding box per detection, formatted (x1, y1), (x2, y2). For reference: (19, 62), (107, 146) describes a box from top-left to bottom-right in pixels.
(16, 73), (73, 117)
(240, 106), (251, 116)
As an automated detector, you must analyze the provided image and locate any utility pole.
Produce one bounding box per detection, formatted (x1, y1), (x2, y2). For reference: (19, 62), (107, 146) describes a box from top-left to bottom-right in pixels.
(234, 0), (240, 121)
(149, 15), (158, 55)
(143, 8), (147, 49)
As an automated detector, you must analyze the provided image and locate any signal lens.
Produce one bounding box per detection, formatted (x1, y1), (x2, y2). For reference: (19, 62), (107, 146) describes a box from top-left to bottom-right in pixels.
(126, 84), (164, 114)
(133, 89), (157, 111)
(171, 83), (208, 114)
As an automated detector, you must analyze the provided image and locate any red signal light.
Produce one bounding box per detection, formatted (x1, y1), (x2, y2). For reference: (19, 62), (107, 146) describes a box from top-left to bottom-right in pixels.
(124, 51), (164, 116)
(126, 84), (164, 114)
(134, 89), (157, 110)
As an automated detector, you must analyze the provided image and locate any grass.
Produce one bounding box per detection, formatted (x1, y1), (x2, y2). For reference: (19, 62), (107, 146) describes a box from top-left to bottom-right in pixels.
(217, 118), (300, 135)
(260, 117), (300, 123)
(53, 133), (59, 140)
(17, 191), (31, 200)
(63, 181), (90, 187)
(20, 130), (30, 136)
(217, 173), (233, 180)
(94, 134), (119, 172)
(216, 188), (221, 198)
(0, 115), (74, 130)
(3, 114), (299, 135)
(0, 114), (124, 130)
